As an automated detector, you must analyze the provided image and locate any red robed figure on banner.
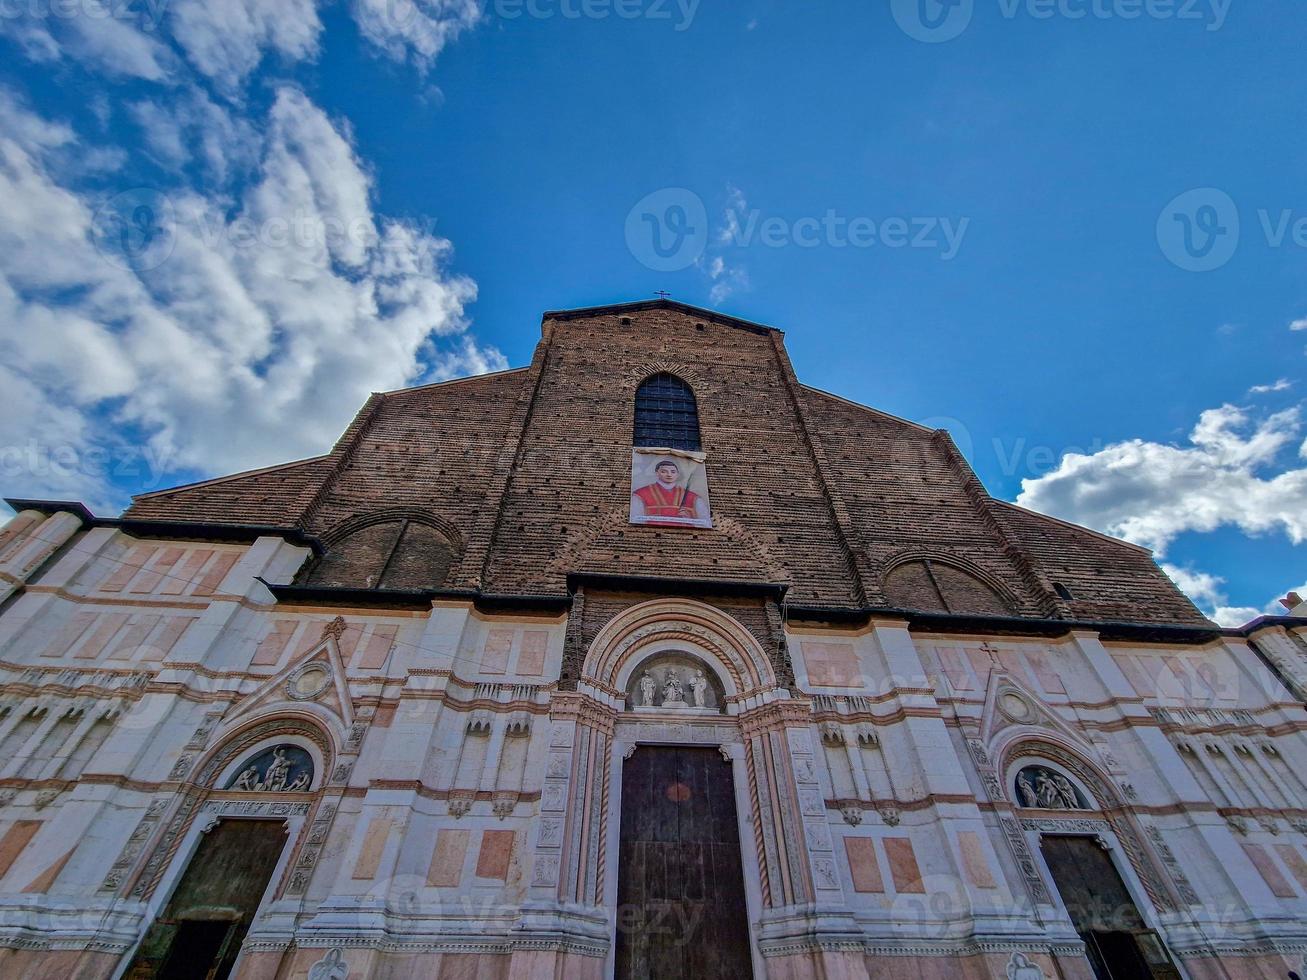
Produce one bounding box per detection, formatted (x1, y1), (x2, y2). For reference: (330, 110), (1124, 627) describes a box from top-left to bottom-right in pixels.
(631, 459), (709, 525)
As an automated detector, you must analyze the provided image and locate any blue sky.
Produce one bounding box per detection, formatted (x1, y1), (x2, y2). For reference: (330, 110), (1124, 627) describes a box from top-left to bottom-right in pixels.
(0, 0), (1302, 624)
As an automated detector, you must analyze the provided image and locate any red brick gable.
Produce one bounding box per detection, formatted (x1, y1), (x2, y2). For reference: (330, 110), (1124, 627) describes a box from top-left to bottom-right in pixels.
(119, 300), (1211, 627)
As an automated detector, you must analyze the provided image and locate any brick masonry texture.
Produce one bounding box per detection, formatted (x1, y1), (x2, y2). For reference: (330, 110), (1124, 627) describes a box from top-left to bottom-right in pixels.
(123, 300), (1210, 627)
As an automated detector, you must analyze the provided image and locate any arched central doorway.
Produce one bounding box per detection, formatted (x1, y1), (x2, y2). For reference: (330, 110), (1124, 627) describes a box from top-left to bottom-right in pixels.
(575, 598), (810, 980)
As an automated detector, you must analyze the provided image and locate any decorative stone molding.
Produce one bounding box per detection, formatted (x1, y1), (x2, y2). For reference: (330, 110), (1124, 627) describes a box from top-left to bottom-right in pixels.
(448, 792), (474, 819)
(999, 815), (1051, 905)
(287, 662), (332, 701)
(330, 762), (352, 785)
(168, 755), (194, 780)
(308, 947), (349, 980)
(33, 790), (58, 810)
(185, 713), (222, 751)
(1007, 951), (1046, 979)
(1020, 816), (1108, 834)
(289, 801), (337, 895)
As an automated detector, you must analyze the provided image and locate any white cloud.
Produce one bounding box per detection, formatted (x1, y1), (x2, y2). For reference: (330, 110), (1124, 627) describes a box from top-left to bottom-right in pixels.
(168, 0), (322, 89)
(1016, 403), (1307, 555)
(0, 9), (175, 81)
(700, 185), (750, 305)
(350, 0), (482, 72)
(1, 0), (477, 91)
(0, 87), (501, 508)
(1291, 318), (1307, 332)
(1248, 378), (1293, 396)
(1164, 565), (1307, 627)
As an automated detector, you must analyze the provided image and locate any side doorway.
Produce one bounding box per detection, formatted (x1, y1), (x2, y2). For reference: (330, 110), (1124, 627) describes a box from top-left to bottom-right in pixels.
(125, 820), (288, 980)
(1040, 835), (1181, 980)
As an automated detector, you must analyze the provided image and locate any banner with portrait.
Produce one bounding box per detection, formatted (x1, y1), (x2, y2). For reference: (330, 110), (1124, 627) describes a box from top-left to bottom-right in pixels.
(630, 448), (713, 529)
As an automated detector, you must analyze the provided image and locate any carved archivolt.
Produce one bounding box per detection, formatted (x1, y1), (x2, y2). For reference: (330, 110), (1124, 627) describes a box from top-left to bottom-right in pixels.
(583, 598), (778, 698)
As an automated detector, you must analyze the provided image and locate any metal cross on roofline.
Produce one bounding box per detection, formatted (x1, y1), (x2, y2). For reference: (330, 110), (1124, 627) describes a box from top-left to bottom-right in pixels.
(654, 290), (672, 300)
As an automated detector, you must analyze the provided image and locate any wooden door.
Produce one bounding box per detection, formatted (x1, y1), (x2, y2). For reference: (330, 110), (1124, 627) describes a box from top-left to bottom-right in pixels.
(126, 820), (287, 980)
(615, 746), (753, 980)
(1040, 835), (1180, 980)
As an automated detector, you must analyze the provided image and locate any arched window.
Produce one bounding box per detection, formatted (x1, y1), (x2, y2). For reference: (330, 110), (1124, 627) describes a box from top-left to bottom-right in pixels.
(634, 374), (701, 451)
(305, 518), (457, 591)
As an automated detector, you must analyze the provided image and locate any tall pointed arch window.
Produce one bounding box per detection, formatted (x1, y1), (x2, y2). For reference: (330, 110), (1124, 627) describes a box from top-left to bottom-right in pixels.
(634, 374), (701, 451)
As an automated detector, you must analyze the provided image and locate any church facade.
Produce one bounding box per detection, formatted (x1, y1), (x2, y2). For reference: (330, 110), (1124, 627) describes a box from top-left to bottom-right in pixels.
(0, 299), (1304, 980)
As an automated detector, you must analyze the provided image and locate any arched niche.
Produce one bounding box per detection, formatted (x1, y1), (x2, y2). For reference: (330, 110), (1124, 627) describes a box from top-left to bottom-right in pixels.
(883, 556), (1015, 616)
(202, 721), (331, 794)
(1011, 762), (1093, 811)
(223, 743), (315, 793)
(624, 652), (727, 713)
(305, 514), (460, 591)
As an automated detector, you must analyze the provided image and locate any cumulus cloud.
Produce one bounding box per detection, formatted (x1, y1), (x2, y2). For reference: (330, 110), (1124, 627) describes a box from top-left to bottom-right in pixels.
(168, 0), (322, 89)
(350, 0), (482, 72)
(0, 0), (500, 519)
(0, 85), (501, 508)
(1016, 403), (1307, 556)
(1291, 318), (1307, 332)
(0, 0), (477, 87)
(1164, 565), (1307, 627)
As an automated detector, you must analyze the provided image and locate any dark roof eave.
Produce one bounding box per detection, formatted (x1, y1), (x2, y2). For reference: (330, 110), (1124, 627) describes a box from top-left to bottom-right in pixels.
(5, 498), (97, 523)
(4, 499), (326, 555)
(542, 299), (781, 336)
(264, 582), (571, 614)
(783, 604), (1230, 644)
(1240, 615), (1305, 632)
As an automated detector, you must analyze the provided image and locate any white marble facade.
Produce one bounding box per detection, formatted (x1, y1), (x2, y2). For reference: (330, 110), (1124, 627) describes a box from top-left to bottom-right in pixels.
(0, 507), (1305, 978)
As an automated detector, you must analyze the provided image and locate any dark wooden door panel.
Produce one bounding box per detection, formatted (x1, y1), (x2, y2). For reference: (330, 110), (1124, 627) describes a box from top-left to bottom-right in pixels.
(616, 747), (753, 980)
(1040, 835), (1178, 980)
(127, 820), (287, 980)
